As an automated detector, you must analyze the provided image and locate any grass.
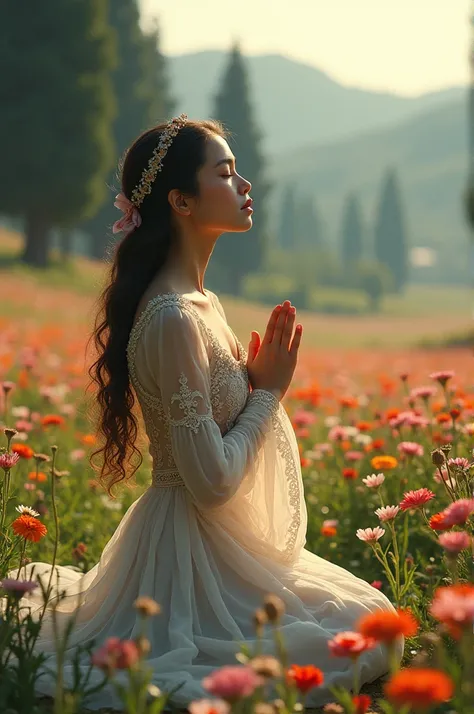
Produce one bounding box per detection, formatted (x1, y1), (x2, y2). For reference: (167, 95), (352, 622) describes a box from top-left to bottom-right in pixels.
(1, 227), (473, 350)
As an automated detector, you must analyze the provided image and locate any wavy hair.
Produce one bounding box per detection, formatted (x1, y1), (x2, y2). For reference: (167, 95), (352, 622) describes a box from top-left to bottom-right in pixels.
(86, 119), (227, 497)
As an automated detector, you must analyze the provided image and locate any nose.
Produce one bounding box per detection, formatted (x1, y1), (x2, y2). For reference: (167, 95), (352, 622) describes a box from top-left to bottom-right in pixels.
(240, 177), (251, 194)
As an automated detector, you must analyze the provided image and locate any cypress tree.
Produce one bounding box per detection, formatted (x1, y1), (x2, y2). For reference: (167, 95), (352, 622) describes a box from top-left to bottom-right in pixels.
(211, 43), (270, 295)
(296, 195), (324, 250)
(278, 185), (296, 250)
(374, 168), (409, 292)
(84, 5), (174, 258)
(340, 192), (364, 272)
(0, 0), (116, 266)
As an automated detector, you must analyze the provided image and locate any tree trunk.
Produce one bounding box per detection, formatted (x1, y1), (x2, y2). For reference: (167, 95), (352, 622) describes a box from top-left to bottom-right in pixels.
(88, 229), (109, 260)
(22, 215), (50, 267)
(59, 230), (73, 259)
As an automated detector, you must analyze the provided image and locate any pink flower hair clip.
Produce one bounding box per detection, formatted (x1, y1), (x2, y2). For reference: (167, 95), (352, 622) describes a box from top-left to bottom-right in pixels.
(112, 193), (142, 235)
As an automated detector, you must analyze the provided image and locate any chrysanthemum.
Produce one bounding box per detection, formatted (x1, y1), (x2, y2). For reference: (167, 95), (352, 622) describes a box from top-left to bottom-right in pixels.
(438, 531), (471, 554)
(362, 473), (385, 488)
(399, 488), (435, 511)
(375, 505), (400, 522)
(384, 668), (453, 708)
(442, 498), (474, 527)
(397, 441), (424, 458)
(357, 609), (418, 643)
(15, 504), (40, 518)
(286, 664), (324, 693)
(327, 631), (376, 658)
(0, 452), (20, 470)
(11, 514), (47, 542)
(429, 370), (455, 385)
(11, 443), (34, 459)
(355, 527), (385, 543)
(429, 584), (474, 638)
(370, 455), (398, 471)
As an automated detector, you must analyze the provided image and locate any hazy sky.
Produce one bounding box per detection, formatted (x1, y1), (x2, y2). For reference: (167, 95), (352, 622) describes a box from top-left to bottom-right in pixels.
(140, 0), (470, 96)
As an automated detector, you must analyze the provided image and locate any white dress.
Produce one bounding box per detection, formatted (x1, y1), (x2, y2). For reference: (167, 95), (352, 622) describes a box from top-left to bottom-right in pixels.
(6, 291), (402, 711)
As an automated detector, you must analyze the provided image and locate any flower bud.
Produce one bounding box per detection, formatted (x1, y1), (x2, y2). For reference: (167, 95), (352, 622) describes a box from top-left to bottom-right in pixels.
(263, 594), (285, 623)
(431, 449), (445, 466)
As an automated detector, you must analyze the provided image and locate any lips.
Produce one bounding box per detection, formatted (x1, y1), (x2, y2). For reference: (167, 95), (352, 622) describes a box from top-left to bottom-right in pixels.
(241, 198), (253, 209)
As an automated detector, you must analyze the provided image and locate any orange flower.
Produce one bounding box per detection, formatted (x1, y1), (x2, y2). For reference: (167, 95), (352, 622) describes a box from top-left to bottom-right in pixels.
(27, 471), (48, 482)
(370, 455), (398, 471)
(286, 664), (324, 693)
(81, 433), (97, 446)
(356, 421), (372, 432)
(356, 608), (418, 643)
(339, 396), (358, 409)
(11, 443), (34, 459)
(11, 514), (47, 542)
(429, 513), (451, 532)
(435, 412), (451, 424)
(41, 414), (65, 427)
(342, 468), (358, 480)
(320, 526), (337, 537)
(384, 668), (453, 709)
(385, 408), (400, 421)
(371, 438), (385, 451)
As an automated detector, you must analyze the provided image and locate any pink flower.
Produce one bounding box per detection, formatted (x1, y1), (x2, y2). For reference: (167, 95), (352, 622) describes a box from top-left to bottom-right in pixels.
(430, 370), (455, 385)
(323, 519), (339, 528)
(375, 505), (400, 522)
(430, 586), (474, 626)
(397, 441), (424, 458)
(327, 631), (377, 658)
(345, 450), (364, 462)
(292, 409), (317, 426)
(442, 499), (474, 527)
(399, 488), (435, 511)
(362, 473), (385, 488)
(410, 386), (437, 401)
(0, 578), (38, 596)
(91, 637), (140, 671)
(356, 527), (385, 543)
(447, 457), (470, 470)
(69, 449), (86, 463)
(202, 666), (264, 701)
(328, 425), (347, 442)
(112, 193), (142, 234)
(370, 581), (383, 590)
(438, 531), (472, 554)
(188, 700), (230, 714)
(14, 420), (33, 433)
(0, 452), (20, 470)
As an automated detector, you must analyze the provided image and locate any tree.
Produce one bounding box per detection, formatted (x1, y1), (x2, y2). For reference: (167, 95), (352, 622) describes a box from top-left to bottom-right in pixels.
(277, 185), (296, 249)
(0, 0), (116, 267)
(211, 43), (270, 295)
(373, 168), (409, 292)
(295, 195), (324, 250)
(355, 259), (394, 312)
(83, 6), (175, 259)
(340, 192), (364, 275)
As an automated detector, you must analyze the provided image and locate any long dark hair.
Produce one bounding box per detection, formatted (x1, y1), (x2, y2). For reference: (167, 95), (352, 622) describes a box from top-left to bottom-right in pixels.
(87, 118), (227, 497)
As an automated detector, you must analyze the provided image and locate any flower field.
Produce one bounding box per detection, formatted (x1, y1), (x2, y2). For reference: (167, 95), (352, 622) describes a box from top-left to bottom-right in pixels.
(0, 266), (474, 713)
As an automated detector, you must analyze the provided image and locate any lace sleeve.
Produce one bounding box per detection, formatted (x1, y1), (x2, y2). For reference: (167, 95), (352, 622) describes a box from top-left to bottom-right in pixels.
(142, 303), (280, 509)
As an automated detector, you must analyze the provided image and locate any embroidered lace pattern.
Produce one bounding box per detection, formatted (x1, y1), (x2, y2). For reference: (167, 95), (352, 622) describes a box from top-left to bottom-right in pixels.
(126, 291), (302, 557)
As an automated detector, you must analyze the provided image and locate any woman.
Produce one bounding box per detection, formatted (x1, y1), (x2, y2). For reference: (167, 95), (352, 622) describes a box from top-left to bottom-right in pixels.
(11, 115), (402, 710)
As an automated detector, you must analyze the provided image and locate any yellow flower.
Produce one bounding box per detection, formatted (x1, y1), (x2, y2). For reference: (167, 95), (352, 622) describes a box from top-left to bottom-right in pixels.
(371, 455), (398, 471)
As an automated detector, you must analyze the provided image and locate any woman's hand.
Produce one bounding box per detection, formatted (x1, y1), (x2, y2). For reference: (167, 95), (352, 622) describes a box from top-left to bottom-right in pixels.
(246, 300), (303, 401)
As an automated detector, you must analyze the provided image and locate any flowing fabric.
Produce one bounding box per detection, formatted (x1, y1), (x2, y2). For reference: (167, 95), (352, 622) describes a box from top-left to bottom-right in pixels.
(4, 291), (403, 711)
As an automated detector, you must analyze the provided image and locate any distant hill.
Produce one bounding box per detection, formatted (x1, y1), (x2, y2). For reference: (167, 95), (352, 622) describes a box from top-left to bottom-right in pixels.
(268, 97), (470, 282)
(167, 51), (465, 154)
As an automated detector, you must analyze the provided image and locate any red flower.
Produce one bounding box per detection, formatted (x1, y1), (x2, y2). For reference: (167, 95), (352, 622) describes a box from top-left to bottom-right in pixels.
(352, 694), (371, 714)
(41, 414), (65, 427)
(342, 468), (358, 480)
(357, 609), (418, 643)
(429, 513), (451, 531)
(385, 668), (453, 709)
(286, 664), (324, 693)
(399, 488), (435, 511)
(11, 443), (34, 459)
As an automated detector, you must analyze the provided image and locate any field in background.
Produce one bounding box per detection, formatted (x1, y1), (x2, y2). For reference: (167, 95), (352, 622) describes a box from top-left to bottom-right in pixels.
(1, 227), (473, 356)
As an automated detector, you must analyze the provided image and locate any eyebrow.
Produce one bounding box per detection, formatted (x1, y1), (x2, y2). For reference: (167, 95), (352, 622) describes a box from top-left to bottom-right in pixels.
(214, 157), (235, 168)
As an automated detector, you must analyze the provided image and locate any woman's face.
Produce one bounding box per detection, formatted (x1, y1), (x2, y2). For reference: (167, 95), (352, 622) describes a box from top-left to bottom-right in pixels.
(186, 134), (253, 234)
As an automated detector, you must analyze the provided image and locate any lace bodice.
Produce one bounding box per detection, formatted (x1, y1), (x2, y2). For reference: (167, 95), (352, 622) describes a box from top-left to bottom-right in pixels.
(126, 293), (251, 487)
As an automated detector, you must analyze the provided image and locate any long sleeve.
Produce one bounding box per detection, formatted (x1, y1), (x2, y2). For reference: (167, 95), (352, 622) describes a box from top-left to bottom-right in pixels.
(142, 304), (280, 509)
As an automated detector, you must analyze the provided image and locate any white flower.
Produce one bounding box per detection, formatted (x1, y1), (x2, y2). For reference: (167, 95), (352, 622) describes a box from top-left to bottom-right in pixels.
(15, 504), (40, 518)
(354, 433), (373, 446)
(375, 505), (400, 522)
(344, 426), (359, 438)
(362, 473), (385, 488)
(356, 527), (385, 543)
(324, 416), (340, 427)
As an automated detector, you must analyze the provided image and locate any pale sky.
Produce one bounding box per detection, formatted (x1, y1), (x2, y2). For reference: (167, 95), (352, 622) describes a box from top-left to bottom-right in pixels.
(141, 0), (471, 96)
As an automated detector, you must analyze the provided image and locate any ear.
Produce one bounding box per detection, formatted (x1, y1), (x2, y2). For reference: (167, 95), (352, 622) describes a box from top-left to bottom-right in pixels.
(168, 188), (191, 216)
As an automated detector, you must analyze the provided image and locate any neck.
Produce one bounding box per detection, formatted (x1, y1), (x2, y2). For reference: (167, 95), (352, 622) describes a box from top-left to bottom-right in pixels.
(160, 224), (221, 296)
